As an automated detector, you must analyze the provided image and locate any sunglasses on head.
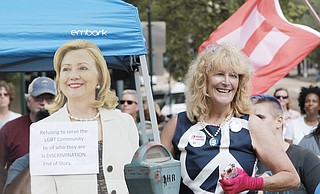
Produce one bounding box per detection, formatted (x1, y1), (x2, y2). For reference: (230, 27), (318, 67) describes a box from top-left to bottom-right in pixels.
(275, 95), (288, 100)
(119, 100), (137, 105)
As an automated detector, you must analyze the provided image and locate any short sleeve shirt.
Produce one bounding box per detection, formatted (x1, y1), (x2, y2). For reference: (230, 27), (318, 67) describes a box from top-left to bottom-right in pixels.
(0, 114), (32, 169)
(284, 117), (317, 145)
(257, 144), (320, 194)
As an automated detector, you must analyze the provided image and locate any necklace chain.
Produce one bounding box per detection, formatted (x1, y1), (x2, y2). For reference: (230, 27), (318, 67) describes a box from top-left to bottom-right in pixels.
(202, 113), (233, 138)
(69, 112), (100, 122)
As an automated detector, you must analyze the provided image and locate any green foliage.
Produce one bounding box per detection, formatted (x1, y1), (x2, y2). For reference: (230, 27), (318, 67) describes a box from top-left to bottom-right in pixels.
(127, 0), (320, 78)
(0, 73), (21, 84)
(153, 0), (246, 80)
(280, 0), (320, 65)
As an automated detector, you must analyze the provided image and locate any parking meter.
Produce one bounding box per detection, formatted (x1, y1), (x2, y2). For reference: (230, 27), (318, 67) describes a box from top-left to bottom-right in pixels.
(124, 141), (181, 194)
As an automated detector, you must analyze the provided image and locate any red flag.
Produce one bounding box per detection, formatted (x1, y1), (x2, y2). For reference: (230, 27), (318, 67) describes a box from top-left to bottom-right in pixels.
(199, 0), (320, 95)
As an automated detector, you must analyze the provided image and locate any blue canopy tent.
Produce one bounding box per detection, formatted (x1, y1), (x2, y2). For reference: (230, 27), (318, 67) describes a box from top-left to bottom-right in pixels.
(0, 0), (145, 71)
(0, 0), (159, 143)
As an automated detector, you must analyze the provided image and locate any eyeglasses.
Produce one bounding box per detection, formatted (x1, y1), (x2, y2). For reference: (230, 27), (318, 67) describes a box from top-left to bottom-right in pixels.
(275, 95), (288, 100)
(0, 93), (9, 97)
(119, 100), (137, 105)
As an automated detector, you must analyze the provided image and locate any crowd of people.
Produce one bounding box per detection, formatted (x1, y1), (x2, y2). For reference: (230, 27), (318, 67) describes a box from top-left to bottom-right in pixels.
(0, 40), (319, 194)
(0, 77), (57, 194)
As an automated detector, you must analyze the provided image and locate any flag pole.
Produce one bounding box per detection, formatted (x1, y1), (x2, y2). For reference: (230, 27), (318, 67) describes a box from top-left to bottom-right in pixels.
(303, 0), (320, 26)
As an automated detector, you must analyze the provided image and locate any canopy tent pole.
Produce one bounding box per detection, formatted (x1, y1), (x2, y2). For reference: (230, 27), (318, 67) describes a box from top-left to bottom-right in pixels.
(139, 55), (160, 143)
(20, 73), (27, 114)
(303, 0), (320, 26)
(134, 69), (147, 143)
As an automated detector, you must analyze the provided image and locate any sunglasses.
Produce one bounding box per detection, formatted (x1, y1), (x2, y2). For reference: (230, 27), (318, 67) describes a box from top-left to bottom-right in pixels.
(0, 93), (9, 97)
(119, 100), (137, 105)
(275, 95), (288, 100)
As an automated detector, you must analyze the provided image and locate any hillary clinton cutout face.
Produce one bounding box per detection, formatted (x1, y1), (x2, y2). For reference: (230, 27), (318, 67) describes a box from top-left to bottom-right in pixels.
(59, 49), (99, 102)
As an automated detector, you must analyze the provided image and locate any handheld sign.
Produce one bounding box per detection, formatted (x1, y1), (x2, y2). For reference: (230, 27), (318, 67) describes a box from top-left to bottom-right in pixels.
(30, 121), (98, 176)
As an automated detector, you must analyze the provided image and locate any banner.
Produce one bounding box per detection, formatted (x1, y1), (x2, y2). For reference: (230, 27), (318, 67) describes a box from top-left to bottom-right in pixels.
(199, 0), (320, 95)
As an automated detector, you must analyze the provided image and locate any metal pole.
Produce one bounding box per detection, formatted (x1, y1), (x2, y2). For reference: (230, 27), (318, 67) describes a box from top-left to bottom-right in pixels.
(147, 4), (153, 94)
(139, 55), (160, 143)
(303, 58), (308, 78)
(303, 0), (320, 26)
(134, 70), (148, 144)
(21, 73), (27, 114)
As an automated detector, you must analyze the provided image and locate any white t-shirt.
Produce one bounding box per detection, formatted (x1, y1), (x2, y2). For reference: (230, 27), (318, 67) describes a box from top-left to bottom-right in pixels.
(0, 111), (21, 129)
(284, 116), (317, 145)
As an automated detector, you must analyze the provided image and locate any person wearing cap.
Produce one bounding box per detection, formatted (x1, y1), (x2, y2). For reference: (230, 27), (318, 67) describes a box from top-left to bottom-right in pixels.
(0, 76), (57, 193)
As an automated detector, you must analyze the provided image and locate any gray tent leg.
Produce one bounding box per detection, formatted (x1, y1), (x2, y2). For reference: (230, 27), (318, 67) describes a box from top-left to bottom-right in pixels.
(138, 55), (160, 143)
(134, 70), (147, 144)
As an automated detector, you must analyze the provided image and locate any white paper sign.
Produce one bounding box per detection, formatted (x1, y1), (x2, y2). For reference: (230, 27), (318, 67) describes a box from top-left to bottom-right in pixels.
(30, 121), (98, 176)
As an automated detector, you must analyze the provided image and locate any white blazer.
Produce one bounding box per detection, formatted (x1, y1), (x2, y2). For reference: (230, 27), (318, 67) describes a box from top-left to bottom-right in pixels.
(31, 104), (139, 194)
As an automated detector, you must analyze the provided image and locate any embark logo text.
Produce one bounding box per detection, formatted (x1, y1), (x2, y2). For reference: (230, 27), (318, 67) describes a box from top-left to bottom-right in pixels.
(70, 29), (107, 36)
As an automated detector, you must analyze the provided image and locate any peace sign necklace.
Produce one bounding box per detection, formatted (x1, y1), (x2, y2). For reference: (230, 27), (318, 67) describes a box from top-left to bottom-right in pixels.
(201, 113), (233, 146)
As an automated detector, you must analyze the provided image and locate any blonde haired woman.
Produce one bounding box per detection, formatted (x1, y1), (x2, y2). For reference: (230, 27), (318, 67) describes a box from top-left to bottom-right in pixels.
(31, 39), (139, 194)
(161, 44), (299, 194)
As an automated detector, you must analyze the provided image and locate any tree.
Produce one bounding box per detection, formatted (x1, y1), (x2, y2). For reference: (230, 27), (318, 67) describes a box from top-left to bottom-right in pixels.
(127, 0), (320, 80)
(280, 0), (320, 65)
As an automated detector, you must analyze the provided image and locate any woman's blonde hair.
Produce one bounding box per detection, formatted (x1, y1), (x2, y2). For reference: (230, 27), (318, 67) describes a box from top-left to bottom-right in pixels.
(185, 43), (253, 122)
(46, 39), (118, 114)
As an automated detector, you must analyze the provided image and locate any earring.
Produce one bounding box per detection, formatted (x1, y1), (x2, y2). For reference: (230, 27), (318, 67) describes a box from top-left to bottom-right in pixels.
(95, 84), (100, 100)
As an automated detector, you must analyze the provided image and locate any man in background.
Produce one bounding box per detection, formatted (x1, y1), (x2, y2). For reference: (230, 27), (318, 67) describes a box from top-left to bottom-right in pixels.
(3, 108), (50, 194)
(119, 89), (139, 123)
(0, 77), (57, 193)
(251, 94), (320, 194)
